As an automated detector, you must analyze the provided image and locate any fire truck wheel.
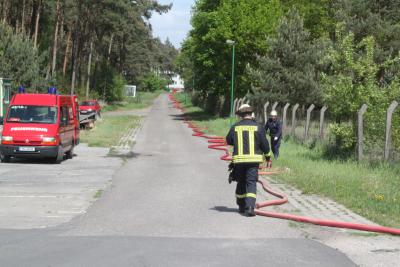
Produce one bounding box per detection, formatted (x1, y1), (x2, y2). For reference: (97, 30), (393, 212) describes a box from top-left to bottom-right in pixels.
(52, 146), (64, 164)
(0, 154), (11, 163)
(66, 145), (74, 159)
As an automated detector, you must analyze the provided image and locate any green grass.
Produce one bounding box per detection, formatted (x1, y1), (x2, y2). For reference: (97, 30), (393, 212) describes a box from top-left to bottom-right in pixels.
(80, 114), (140, 147)
(174, 92), (400, 228)
(102, 91), (162, 112)
(174, 93), (233, 137)
(94, 190), (103, 199)
(81, 91), (158, 147)
(272, 141), (400, 228)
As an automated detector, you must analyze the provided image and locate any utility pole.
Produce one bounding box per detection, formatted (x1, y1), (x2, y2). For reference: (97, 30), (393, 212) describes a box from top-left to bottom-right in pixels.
(226, 40), (236, 118)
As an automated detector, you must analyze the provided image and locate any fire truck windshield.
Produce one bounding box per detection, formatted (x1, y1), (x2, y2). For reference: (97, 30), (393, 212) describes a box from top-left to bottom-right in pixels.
(7, 105), (58, 124)
(80, 101), (96, 106)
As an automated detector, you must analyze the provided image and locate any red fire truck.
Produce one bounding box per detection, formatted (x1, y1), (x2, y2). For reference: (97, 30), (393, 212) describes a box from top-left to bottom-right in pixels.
(0, 89), (80, 163)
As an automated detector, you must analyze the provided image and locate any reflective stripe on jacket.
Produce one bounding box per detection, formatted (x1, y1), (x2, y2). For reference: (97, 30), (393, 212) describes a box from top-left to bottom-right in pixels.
(226, 119), (270, 164)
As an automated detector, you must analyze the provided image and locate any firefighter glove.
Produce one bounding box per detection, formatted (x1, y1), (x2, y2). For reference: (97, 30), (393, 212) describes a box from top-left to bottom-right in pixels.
(265, 151), (272, 161)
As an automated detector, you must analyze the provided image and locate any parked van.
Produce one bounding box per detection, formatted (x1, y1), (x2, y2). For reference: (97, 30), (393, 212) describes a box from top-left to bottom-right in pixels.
(0, 90), (80, 163)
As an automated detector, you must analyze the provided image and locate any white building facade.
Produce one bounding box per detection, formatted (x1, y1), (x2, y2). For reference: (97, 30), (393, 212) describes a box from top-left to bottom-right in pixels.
(168, 74), (185, 92)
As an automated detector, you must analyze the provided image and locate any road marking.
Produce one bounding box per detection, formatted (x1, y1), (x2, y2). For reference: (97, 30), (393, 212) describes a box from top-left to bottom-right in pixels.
(0, 195), (58, 198)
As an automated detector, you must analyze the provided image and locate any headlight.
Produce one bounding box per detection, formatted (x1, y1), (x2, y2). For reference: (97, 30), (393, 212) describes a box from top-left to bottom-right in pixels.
(41, 137), (57, 145)
(88, 109), (93, 112)
(42, 137), (56, 143)
(1, 136), (13, 144)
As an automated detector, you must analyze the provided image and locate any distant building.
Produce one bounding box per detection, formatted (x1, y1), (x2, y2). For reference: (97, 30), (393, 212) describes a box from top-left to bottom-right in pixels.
(168, 74), (185, 92)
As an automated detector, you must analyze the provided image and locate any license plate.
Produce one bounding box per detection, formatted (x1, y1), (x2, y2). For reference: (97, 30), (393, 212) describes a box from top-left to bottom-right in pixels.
(19, 147), (35, 152)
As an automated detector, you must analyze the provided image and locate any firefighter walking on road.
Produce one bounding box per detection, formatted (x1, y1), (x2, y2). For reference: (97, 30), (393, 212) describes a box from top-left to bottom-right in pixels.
(226, 104), (270, 217)
(265, 110), (282, 159)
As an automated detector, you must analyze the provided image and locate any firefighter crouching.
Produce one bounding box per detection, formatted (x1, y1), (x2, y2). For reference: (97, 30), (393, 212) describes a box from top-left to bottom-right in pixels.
(226, 104), (271, 217)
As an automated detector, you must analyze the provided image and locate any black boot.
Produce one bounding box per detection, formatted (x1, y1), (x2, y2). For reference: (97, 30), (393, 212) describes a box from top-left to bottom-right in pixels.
(239, 207), (245, 214)
(244, 207), (256, 217)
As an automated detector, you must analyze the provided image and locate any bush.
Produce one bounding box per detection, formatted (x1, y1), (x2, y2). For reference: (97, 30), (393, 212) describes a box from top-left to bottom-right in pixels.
(323, 27), (400, 160)
(139, 73), (168, 92)
(325, 123), (356, 158)
(93, 63), (126, 102)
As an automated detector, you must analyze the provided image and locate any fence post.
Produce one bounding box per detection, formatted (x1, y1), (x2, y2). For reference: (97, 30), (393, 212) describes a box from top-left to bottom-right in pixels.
(291, 103), (300, 136)
(384, 101), (399, 161)
(272, 102), (278, 112)
(237, 98), (243, 109)
(233, 98), (239, 113)
(305, 104), (315, 139)
(240, 97), (246, 107)
(263, 101), (269, 123)
(319, 106), (328, 139)
(357, 104), (368, 161)
(282, 103), (290, 133)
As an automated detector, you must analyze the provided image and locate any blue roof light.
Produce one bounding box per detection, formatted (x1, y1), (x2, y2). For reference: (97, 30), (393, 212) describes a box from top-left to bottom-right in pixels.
(18, 86), (26, 94)
(48, 87), (57, 95)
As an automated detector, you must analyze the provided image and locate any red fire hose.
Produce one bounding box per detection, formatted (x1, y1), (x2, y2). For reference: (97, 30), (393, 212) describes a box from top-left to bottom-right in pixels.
(169, 94), (400, 235)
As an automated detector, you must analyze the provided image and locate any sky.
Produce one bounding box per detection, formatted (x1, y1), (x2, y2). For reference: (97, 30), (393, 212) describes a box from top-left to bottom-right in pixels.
(150, 0), (195, 48)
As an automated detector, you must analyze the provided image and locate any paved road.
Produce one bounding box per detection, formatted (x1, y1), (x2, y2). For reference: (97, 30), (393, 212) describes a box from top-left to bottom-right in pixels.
(0, 95), (355, 266)
(0, 145), (120, 229)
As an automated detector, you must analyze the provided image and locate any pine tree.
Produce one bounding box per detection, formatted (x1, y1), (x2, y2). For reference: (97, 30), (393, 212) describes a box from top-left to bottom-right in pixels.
(248, 9), (325, 105)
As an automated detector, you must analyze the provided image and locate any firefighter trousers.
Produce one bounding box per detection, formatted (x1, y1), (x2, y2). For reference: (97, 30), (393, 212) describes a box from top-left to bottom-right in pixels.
(271, 137), (281, 159)
(235, 163), (259, 210)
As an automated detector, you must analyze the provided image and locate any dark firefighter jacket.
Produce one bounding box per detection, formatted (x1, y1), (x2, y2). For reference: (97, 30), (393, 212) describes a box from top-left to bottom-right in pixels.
(265, 119), (282, 138)
(226, 119), (270, 164)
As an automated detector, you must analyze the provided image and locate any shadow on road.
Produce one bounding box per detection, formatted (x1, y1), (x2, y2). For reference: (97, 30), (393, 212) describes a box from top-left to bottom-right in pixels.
(1, 155), (78, 165)
(210, 206), (239, 213)
(169, 110), (218, 122)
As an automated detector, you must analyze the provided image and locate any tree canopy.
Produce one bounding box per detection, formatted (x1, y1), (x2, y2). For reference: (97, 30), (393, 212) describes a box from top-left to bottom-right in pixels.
(0, 0), (178, 101)
(178, 0), (400, 153)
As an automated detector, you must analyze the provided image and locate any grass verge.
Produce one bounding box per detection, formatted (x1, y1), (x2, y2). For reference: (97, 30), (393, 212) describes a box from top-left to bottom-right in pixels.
(174, 93), (232, 137)
(174, 92), (400, 228)
(80, 114), (140, 147)
(102, 91), (162, 112)
(273, 141), (400, 228)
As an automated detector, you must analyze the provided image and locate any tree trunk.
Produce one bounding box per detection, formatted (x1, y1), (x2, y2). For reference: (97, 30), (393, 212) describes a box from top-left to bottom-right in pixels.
(107, 34), (114, 62)
(70, 28), (78, 95)
(63, 31), (71, 77)
(59, 8), (65, 42)
(45, 63), (51, 80)
(86, 40), (93, 99)
(51, 0), (61, 77)
(2, 1), (9, 24)
(21, 0), (26, 33)
(28, 0), (34, 37)
(33, 0), (42, 49)
(103, 34), (114, 99)
(15, 20), (19, 33)
(92, 54), (100, 90)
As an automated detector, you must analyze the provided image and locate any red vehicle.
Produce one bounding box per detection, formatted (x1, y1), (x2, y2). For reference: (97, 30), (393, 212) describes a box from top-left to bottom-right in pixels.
(79, 100), (101, 117)
(0, 91), (80, 163)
